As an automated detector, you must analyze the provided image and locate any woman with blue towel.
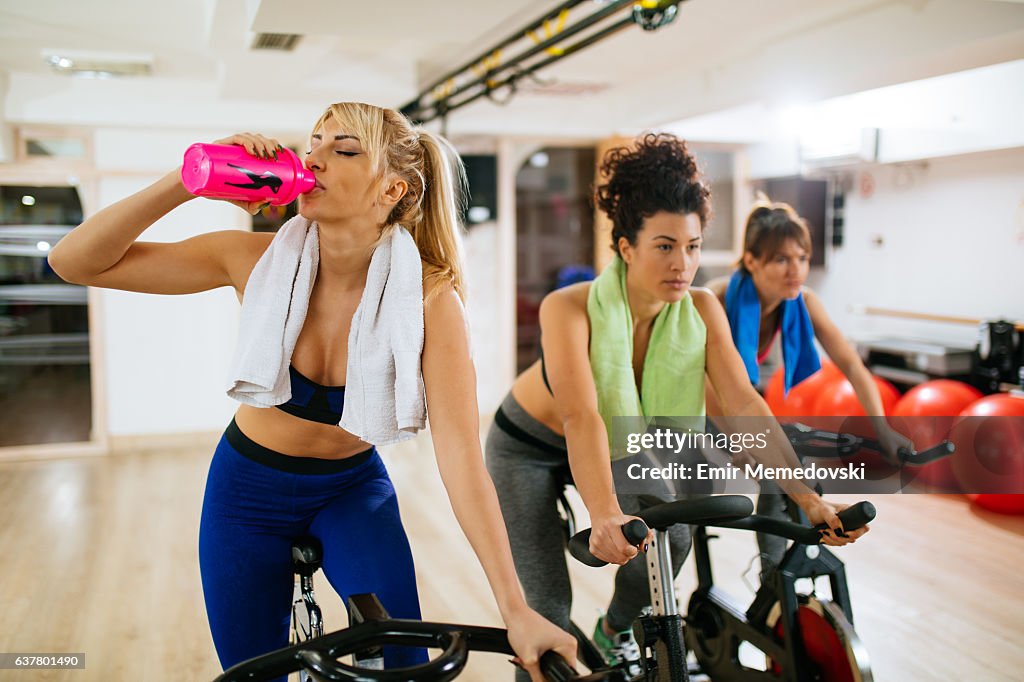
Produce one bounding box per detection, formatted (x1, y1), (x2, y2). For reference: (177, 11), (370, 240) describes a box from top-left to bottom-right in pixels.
(47, 102), (576, 681)
(705, 198), (911, 580)
(485, 133), (867, 677)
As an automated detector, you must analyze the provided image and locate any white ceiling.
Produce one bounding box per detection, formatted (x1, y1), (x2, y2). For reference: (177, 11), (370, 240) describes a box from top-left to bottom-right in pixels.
(1, 0), (1023, 138)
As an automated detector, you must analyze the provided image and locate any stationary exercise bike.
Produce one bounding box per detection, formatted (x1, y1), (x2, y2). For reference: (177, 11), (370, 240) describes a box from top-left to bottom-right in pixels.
(558, 417), (948, 680)
(684, 500), (876, 682)
(679, 422), (948, 681)
(569, 496), (876, 682)
(213, 535), (629, 682)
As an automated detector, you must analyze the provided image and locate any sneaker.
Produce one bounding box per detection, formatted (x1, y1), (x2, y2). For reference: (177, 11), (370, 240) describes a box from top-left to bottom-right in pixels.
(593, 614), (642, 678)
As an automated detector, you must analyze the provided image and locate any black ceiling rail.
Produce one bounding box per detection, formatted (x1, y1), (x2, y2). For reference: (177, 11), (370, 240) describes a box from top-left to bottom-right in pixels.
(399, 0), (686, 126)
(416, 0), (589, 102)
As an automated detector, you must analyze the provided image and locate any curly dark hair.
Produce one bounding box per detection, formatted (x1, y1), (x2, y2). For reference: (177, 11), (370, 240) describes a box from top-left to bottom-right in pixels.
(595, 132), (711, 254)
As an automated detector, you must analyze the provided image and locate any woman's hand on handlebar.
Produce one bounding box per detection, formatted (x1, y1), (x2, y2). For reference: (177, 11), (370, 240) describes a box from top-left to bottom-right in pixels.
(800, 498), (870, 547)
(210, 132), (287, 215)
(874, 420), (915, 464)
(505, 604), (578, 682)
(589, 512), (651, 565)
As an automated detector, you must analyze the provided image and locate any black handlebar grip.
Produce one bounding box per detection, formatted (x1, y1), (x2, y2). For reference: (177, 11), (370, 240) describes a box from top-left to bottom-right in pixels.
(623, 519), (649, 545)
(568, 519), (651, 568)
(898, 440), (955, 459)
(568, 529), (602, 567)
(539, 650), (630, 681)
(539, 650), (576, 682)
(901, 440), (955, 465)
(813, 500), (876, 537)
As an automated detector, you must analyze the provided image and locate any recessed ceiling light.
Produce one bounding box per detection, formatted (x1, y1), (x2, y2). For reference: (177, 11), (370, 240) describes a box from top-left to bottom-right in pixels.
(42, 50), (153, 77)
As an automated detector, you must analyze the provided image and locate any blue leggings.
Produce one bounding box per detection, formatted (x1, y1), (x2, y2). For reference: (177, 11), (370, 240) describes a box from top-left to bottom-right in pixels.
(199, 419), (426, 678)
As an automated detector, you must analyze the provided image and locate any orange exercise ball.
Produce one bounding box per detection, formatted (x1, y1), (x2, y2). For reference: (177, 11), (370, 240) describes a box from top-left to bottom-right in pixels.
(950, 394), (1024, 499)
(812, 375), (901, 418)
(764, 368), (788, 416)
(766, 361), (843, 418)
(891, 380), (983, 489)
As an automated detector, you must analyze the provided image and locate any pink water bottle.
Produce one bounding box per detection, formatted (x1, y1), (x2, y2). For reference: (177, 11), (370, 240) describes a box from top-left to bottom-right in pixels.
(180, 143), (316, 206)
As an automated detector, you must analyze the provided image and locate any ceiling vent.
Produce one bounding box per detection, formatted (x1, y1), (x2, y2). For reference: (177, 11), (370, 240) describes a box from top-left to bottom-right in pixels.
(251, 33), (303, 51)
(43, 50), (153, 78)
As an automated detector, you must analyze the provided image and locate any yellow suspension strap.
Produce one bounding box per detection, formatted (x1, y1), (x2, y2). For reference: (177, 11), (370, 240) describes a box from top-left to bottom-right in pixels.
(470, 49), (503, 89)
(431, 78), (456, 103)
(526, 8), (570, 56)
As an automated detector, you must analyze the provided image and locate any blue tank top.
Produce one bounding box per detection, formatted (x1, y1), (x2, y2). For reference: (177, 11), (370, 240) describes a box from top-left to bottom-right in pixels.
(275, 365), (345, 425)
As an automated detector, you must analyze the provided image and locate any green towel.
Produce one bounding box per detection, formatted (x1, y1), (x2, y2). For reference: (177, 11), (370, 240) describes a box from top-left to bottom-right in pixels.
(588, 256), (706, 457)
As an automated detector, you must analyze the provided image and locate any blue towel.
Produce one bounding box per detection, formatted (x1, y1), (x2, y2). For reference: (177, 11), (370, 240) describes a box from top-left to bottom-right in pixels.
(724, 270), (820, 396)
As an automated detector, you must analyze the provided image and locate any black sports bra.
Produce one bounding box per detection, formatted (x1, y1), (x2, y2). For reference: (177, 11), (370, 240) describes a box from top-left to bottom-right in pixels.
(275, 365), (345, 425)
(539, 346), (553, 396)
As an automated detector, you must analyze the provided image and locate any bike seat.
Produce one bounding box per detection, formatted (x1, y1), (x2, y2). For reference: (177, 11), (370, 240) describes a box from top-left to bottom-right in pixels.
(291, 536), (323, 574)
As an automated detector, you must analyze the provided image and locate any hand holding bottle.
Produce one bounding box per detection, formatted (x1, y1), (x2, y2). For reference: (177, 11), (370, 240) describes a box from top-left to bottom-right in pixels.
(181, 133), (315, 213)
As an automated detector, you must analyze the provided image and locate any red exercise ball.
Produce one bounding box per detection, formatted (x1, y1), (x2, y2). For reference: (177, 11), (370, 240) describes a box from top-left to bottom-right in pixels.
(966, 493), (1024, 515)
(893, 380), (983, 419)
(769, 361), (843, 418)
(812, 375), (901, 418)
(891, 380), (983, 489)
(950, 394), (1024, 498)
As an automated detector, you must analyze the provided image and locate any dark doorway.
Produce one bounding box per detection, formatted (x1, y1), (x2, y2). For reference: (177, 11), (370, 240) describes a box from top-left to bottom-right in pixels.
(515, 147), (596, 373)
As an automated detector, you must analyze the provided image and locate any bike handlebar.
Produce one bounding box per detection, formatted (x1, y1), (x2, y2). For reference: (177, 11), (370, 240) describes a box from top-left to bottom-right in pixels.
(718, 500), (876, 543)
(568, 495), (754, 567)
(568, 499), (876, 567)
(568, 519), (650, 568)
(539, 650), (629, 682)
(781, 422), (954, 467)
(896, 441), (955, 466)
(295, 630), (468, 681)
(214, 619), (627, 682)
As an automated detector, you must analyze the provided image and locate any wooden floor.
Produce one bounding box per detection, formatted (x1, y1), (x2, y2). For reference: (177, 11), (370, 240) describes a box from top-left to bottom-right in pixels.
(1, 430), (1023, 682)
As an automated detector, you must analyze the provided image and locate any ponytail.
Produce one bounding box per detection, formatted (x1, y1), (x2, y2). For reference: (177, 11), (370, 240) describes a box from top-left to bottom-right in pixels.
(410, 131), (467, 304)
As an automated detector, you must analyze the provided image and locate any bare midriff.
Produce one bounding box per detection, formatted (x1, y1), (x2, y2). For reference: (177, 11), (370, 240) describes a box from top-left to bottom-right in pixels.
(509, 361), (566, 436)
(233, 404), (373, 460)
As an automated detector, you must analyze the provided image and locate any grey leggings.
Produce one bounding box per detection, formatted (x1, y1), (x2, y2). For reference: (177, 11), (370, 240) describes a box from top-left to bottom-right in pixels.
(485, 393), (692, 678)
(756, 482), (790, 582)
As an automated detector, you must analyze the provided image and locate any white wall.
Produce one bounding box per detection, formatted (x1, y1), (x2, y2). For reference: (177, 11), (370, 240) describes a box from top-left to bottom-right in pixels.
(93, 130), (249, 437)
(807, 148), (1024, 348)
(675, 60), (1024, 180)
(659, 60), (1024, 351)
(462, 221), (508, 415)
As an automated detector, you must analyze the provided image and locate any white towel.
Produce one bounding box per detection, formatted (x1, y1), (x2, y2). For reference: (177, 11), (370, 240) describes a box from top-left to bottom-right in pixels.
(227, 216), (426, 446)
(339, 225), (426, 444)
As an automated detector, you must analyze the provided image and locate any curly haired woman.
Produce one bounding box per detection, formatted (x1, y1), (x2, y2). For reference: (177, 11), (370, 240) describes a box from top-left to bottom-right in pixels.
(485, 133), (866, 677)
